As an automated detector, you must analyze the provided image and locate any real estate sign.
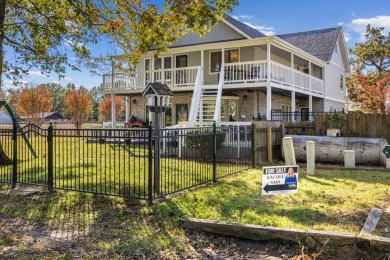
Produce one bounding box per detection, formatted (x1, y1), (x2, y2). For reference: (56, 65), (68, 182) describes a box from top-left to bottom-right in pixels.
(261, 166), (299, 195)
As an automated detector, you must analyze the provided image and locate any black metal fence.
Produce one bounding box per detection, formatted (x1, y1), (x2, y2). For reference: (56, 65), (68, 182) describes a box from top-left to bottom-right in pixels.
(0, 122), (252, 204)
(271, 111), (343, 122)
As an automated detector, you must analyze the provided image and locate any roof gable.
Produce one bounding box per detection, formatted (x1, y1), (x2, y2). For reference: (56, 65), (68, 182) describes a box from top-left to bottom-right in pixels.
(278, 27), (341, 62)
(222, 14), (265, 38)
(142, 82), (173, 96)
(168, 12), (266, 48)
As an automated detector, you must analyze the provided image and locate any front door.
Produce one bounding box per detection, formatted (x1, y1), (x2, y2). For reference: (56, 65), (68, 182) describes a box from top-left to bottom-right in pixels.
(175, 55), (188, 84)
(301, 107), (309, 121)
(176, 104), (188, 123)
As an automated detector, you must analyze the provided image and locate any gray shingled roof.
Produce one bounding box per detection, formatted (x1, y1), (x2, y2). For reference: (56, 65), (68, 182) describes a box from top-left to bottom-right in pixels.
(224, 14), (266, 38)
(277, 27), (341, 62)
(143, 82), (174, 96)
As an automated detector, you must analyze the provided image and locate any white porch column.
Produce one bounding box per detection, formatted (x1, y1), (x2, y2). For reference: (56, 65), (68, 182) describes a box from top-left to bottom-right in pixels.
(291, 91), (296, 122)
(266, 42), (272, 120)
(309, 95), (313, 121)
(309, 61), (312, 92)
(125, 97), (129, 121)
(111, 93), (116, 128)
(291, 53), (295, 86)
(151, 56), (155, 82)
(201, 49), (204, 84)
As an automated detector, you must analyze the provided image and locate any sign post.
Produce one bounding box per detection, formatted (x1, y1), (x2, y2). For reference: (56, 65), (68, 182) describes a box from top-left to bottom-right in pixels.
(262, 165), (299, 195)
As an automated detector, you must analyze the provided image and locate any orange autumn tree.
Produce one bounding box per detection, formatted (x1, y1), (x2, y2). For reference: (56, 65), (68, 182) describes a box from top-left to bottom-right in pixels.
(64, 88), (93, 128)
(99, 96), (125, 121)
(16, 85), (53, 123)
(348, 73), (390, 113)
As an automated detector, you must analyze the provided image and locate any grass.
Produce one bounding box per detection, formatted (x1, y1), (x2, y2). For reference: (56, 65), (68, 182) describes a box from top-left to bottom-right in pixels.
(0, 167), (389, 258)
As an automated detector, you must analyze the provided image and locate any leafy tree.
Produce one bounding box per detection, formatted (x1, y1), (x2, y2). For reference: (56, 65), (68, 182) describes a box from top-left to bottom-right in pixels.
(347, 26), (390, 113)
(42, 83), (67, 115)
(89, 84), (104, 121)
(64, 88), (92, 128)
(1, 0), (237, 87)
(99, 95), (125, 121)
(6, 88), (20, 113)
(349, 26), (390, 74)
(16, 84), (53, 123)
(348, 73), (390, 113)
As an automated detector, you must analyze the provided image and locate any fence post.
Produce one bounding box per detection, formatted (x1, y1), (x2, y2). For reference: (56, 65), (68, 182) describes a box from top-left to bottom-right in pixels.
(147, 123), (153, 206)
(212, 121), (217, 182)
(267, 127), (273, 163)
(47, 123), (54, 191)
(251, 123), (255, 168)
(12, 118), (17, 189)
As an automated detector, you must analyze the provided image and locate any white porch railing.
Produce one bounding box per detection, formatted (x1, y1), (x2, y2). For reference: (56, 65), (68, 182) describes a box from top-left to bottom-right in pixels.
(103, 60), (324, 95)
(294, 70), (311, 91)
(103, 66), (199, 91)
(270, 61), (293, 85)
(311, 77), (325, 94)
(224, 60), (267, 83)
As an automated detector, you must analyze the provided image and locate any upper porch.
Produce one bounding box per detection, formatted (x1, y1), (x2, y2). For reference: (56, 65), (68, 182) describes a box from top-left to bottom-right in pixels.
(102, 38), (326, 98)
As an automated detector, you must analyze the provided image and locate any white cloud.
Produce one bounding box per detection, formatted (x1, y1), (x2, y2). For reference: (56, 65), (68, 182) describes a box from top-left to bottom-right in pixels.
(243, 22), (275, 36)
(63, 76), (75, 82)
(349, 15), (390, 40)
(343, 32), (351, 42)
(239, 15), (254, 20)
(64, 39), (84, 48)
(337, 22), (344, 26)
(28, 70), (49, 78)
(231, 15), (239, 20)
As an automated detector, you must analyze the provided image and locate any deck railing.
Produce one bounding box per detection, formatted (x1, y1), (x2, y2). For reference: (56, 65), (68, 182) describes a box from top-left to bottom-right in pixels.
(103, 60), (324, 95)
(103, 66), (199, 91)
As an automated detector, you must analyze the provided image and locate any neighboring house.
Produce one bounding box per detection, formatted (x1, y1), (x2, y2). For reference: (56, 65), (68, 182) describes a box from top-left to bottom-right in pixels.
(0, 111), (12, 124)
(102, 14), (349, 126)
(22, 112), (64, 122)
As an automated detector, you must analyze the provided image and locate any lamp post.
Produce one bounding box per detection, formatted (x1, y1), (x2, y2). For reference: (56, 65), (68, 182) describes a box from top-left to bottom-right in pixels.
(142, 82), (173, 195)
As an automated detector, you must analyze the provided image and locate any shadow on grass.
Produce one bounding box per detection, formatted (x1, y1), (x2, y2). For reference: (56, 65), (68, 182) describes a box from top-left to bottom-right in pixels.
(0, 184), (189, 258)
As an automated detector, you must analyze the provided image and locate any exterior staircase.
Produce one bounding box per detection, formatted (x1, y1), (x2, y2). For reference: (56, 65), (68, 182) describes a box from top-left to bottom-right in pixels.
(188, 65), (224, 125)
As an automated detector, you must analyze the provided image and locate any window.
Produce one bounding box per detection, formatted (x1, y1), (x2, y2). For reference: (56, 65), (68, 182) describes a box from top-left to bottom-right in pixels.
(210, 51), (222, 73)
(210, 49), (239, 73)
(340, 74), (344, 91)
(225, 49), (239, 63)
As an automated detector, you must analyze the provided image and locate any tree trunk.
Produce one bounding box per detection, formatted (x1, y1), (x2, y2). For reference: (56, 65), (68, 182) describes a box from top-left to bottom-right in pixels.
(0, 0), (13, 165)
(0, 140), (12, 165)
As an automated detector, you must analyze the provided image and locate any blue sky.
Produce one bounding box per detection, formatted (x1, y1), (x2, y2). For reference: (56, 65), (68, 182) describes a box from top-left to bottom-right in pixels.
(4, 0), (390, 92)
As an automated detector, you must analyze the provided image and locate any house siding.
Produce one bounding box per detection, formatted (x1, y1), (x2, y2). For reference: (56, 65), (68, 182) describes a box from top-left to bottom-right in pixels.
(254, 47), (291, 67)
(324, 34), (346, 109)
(169, 21), (245, 48)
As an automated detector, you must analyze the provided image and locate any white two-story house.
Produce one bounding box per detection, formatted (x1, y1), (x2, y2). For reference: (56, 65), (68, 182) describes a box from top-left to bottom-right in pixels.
(102, 13), (350, 127)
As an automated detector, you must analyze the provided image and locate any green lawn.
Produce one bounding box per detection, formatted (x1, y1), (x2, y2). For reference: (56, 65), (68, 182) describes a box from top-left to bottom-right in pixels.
(0, 167), (389, 258)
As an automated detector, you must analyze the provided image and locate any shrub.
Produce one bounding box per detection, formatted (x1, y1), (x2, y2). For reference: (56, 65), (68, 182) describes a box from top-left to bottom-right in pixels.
(185, 129), (225, 159)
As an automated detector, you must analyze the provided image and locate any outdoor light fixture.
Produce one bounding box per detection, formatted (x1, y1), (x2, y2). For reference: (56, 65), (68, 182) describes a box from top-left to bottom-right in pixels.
(132, 99), (137, 104)
(243, 95), (247, 101)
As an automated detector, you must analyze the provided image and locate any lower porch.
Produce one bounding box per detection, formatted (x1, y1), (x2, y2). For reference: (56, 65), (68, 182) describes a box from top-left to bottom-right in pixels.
(105, 87), (344, 128)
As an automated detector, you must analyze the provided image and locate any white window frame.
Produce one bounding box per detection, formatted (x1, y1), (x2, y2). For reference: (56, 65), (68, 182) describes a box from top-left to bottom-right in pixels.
(209, 49), (239, 74)
(340, 73), (344, 91)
